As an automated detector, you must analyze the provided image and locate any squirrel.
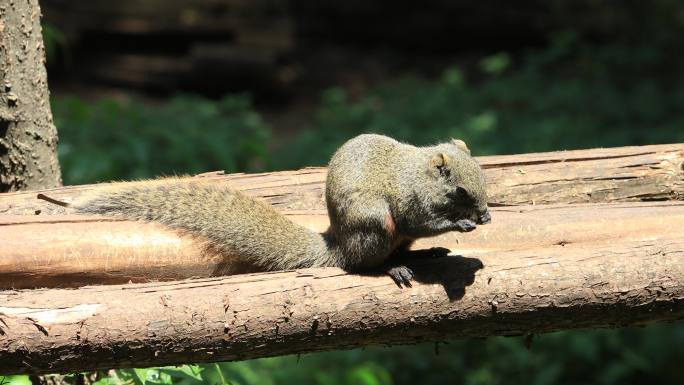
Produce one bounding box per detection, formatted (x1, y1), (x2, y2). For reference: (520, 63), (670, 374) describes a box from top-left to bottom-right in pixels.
(74, 134), (490, 286)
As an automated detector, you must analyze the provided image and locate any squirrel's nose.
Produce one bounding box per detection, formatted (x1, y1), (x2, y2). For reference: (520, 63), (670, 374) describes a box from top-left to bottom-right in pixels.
(477, 211), (491, 225)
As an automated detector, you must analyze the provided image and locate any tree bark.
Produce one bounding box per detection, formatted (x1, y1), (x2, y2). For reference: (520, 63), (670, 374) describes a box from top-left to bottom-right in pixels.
(0, 0), (61, 192)
(0, 201), (682, 375)
(0, 144), (682, 288)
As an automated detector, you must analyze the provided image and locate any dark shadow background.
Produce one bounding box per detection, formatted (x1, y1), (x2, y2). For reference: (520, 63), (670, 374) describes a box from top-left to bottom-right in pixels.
(25, 1), (684, 384)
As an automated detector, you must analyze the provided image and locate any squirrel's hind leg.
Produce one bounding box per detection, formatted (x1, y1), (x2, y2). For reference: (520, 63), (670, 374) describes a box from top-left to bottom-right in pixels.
(382, 241), (451, 287)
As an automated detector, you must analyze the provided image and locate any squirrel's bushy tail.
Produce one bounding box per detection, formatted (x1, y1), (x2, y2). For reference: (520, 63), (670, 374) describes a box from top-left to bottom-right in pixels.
(75, 180), (338, 271)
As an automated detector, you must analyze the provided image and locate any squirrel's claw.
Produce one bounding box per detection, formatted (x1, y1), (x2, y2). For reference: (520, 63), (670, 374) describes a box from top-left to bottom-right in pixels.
(454, 219), (477, 232)
(386, 265), (414, 288)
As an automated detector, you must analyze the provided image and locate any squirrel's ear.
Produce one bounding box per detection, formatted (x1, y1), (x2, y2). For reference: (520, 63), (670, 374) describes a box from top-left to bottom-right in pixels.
(429, 153), (451, 177)
(451, 138), (471, 155)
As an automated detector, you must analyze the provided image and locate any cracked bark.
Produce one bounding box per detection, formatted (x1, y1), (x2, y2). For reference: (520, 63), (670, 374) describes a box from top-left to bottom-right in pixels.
(0, 0), (61, 192)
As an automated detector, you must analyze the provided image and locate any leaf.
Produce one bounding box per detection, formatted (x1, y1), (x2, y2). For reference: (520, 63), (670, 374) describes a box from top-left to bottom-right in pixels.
(480, 53), (511, 75)
(131, 369), (149, 385)
(0, 376), (32, 385)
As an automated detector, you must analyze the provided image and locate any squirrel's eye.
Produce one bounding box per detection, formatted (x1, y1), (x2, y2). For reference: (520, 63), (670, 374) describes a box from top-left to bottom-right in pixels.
(438, 165), (450, 178)
(456, 187), (468, 198)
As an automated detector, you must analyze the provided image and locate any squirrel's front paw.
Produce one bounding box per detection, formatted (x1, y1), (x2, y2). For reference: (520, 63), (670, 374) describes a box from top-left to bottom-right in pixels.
(386, 265), (414, 288)
(454, 219), (477, 232)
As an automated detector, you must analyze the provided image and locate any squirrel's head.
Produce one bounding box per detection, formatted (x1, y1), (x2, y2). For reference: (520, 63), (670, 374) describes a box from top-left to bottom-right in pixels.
(426, 140), (490, 226)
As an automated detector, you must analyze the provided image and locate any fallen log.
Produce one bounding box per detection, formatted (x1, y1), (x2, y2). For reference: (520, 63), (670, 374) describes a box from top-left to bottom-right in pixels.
(1, 143), (682, 216)
(1, 201), (683, 375)
(0, 144), (682, 288)
(0, 199), (681, 289)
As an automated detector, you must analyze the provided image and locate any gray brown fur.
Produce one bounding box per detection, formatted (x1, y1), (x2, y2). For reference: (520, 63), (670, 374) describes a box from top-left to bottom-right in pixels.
(76, 181), (336, 271)
(325, 134), (489, 271)
(75, 134), (490, 283)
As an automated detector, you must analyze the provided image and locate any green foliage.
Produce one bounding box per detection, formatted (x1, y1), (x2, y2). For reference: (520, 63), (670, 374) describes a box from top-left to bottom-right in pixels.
(52, 34), (684, 178)
(231, 325), (684, 385)
(53, 94), (271, 185)
(480, 52), (511, 75)
(275, 34), (684, 170)
(41, 22), (68, 65)
(111, 366), (205, 385)
(0, 376), (32, 385)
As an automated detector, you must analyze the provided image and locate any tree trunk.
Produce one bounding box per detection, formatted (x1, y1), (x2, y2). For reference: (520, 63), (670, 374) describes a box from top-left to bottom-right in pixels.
(0, 200), (682, 374)
(0, 0), (61, 192)
(0, 143), (682, 288)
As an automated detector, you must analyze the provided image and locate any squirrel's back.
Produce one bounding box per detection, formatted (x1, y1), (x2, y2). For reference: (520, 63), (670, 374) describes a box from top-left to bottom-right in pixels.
(327, 134), (399, 201)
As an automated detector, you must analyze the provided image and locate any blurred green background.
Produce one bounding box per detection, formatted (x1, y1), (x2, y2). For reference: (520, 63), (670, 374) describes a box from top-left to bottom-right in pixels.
(5, 1), (684, 384)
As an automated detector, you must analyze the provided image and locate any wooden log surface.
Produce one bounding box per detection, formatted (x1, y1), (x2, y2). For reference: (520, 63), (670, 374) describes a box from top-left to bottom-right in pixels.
(0, 201), (682, 375)
(0, 144), (683, 288)
(1, 143), (683, 216)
